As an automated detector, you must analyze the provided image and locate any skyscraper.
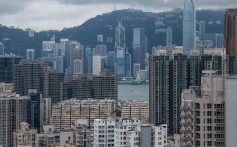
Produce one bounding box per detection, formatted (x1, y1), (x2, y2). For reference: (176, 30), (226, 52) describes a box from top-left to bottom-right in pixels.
(26, 49), (35, 59)
(183, 0), (196, 56)
(224, 9), (237, 73)
(199, 21), (206, 40)
(166, 27), (173, 54)
(0, 92), (29, 147)
(0, 56), (24, 83)
(132, 28), (147, 70)
(83, 47), (93, 74)
(115, 20), (126, 78)
(13, 59), (47, 96)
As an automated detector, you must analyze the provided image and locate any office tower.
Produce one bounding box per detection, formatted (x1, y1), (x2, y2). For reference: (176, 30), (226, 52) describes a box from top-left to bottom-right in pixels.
(43, 68), (65, 104)
(215, 33), (224, 48)
(225, 77), (237, 147)
(55, 43), (61, 56)
(97, 34), (104, 43)
(13, 59), (47, 96)
(71, 75), (93, 99)
(60, 77), (72, 101)
(0, 92), (29, 147)
(199, 21), (206, 40)
(149, 49), (170, 132)
(133, 63), (141, 80)
(27, 89), (43, 133)
(107, 51), (115, 73)
(140, 70), (148, 81)
(83, 47), (93, 74)
(93, 71), (118, 100)
(70, 44), (81, 74)
(60, 38), (70, 71)
(92, 55), (105, 76)
(132, 28), (147, 70)
(181, 72), (225, 147)
(116, 47), (126, 78)
(0, 56), (24, 83)
(42, 41), (55, 57)
(50, 99), (116, 131)
(183, 0), (196, 56)
(115, 19), (126, 77)
(26, 49), (35, 59)
(166, 26), (173, 54)
(74, 59), (83, 74)
(121, 100), (149, 123)
(0, 42), (5, 55)
(94, 44), (107, 56)
(13, 122), (37, 147)
(42, 56), (64, 72)
(225, 9), (237, 73)
(125, 51), (132, 77)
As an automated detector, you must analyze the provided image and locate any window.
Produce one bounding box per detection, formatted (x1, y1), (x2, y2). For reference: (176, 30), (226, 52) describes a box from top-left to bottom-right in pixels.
(207, 119), (212, 123)
(207, 126), (212, 131)
(207, 141), (212, 146)
(207, 104), (212, 109)
(207, 134), (212, 138)
(207, 111), (212, 116)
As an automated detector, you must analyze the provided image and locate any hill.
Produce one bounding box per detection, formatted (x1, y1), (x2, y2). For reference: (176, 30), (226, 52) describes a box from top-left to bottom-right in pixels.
(0, 9), (225, 58)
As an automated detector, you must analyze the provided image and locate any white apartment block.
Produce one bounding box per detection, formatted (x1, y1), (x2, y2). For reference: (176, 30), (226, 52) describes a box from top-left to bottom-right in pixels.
(94, 119), (115, 147)
(94, 119), (168, 147)
(181, 72), (225, 147)
(121, 100), (149, 123)
(50, 99), (116, 131)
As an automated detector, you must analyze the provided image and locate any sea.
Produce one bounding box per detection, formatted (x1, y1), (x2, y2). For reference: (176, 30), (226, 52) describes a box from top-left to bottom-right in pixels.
(118, 84), (149, 101)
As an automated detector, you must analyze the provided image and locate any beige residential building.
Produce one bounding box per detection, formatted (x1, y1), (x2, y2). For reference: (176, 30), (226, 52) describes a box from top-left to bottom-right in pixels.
(13, 122), (37, 147)
(181, 71), (225, 147)
(121, 100), (149, 123)
(50, 99), (116, 131)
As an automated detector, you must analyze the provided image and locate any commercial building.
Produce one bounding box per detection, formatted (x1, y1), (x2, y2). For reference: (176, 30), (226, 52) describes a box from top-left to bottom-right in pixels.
(183, 0), (196, 56)
(181, 72), (225, 147)
(121, 100), (149, 124)
(0, 56), (24, 83)
(0, 92), (29, 147)
(26, 49), (35, 59)
(0, 42), (5, 55)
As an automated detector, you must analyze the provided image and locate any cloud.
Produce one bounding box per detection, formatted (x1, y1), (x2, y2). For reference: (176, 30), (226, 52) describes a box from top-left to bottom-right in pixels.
(0, 0), (236, 31)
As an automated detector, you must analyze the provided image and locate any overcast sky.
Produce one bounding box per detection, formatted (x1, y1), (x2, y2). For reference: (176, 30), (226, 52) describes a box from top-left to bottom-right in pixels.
(0, 0), (235, 31)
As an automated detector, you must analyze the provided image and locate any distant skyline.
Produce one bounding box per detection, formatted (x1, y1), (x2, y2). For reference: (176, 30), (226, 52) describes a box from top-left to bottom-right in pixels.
(0, 0), (236, 31)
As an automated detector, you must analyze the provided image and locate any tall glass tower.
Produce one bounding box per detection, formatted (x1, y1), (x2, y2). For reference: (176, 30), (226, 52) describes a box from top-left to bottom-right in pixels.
(183, 0), (196, 56)
(115, 19), (126, 78)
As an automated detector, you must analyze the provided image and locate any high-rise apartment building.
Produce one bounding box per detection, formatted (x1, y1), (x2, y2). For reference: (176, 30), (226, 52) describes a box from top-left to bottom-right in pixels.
(93, 71), (118, 100)
(121, 100), (149, 124)
(50, 99), (116, 131)
(13, 122), (37, 147)
(181, 72), (225, 147)
(0, 56), (24, 83)
(43, 68), (65, 104)
(13, 59), (47, 96)
(0, 92), (29, 147)
(224, 9), (237, 73)
(183, 0), (196, 56)
(225, 76), (237, 147)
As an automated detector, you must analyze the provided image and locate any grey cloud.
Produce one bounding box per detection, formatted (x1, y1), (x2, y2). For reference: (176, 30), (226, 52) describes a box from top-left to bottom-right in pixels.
(0, 0), (28, 14)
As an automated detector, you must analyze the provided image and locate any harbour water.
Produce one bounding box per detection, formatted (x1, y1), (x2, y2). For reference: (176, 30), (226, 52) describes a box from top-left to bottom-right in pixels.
(118, 84), (149, 101)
